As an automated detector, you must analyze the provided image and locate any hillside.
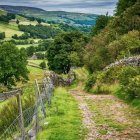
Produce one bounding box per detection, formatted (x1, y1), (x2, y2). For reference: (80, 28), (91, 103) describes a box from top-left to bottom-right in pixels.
(0, 5), (98, 26)
(0, 0), (140, 140)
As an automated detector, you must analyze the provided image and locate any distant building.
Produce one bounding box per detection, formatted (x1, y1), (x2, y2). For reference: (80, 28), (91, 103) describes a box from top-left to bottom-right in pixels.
(30, 54), (38, 60)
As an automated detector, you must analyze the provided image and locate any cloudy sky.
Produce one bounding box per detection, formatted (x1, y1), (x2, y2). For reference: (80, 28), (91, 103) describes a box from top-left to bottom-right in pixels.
(0, 0), (118, 15)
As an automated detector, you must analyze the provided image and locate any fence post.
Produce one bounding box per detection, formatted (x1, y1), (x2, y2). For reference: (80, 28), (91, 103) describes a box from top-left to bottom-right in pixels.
(35, 81), (39, 133)
(35, 80), (46, 118)
(17, 94), (25, 140)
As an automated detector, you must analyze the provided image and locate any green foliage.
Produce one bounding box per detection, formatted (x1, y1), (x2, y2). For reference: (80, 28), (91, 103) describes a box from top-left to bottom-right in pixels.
(35, 52), (46, 60)
(16, 19), (20, 24)
(118, 66), (139, 86)
(115, 0), (137, 15)
(85, 74), (96, 91)
(127, 75), (140, 98)
(47, 32), (88, 74)
(26, 46), (35, 57)
(18, 24), (61, 39)
(39, 61), (46, 69)
(84, 2), (140, 73)
(0, 32), (5, 39)
(0, 12), (15, 23)
(0, 42), (28, 88)
(12, 32), (30, 40)
(91, 15), (111, 36)
(117, 66), (140, 100)
(108, 30), (140, 60)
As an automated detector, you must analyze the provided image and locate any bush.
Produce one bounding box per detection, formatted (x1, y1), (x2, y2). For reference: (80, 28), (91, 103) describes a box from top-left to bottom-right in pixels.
(85, 74), (96, 91)
(118, 66), (140, 86)
(127, 75), (140, 99)
(39, 61), (46, 69)
(0, 32), (5, 39)
(117, 66), (140, 101)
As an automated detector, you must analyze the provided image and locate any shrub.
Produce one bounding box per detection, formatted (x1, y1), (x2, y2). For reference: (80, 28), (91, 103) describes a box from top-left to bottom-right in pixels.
(117, 66), (140, 101)
(85, 74), (96, 91)
(40, 61), (46, 69)
(118, 66), (140, 86)
(127, 75), (140, 99)
(0, 32), (5, 39)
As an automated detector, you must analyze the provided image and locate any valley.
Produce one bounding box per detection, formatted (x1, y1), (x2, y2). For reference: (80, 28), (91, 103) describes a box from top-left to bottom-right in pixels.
(0, 0), (140, 140)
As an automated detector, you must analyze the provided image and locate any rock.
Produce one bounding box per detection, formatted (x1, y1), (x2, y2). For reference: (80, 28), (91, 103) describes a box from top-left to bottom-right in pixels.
(28, 129), (36, 137)
(104, 56), (140, 71)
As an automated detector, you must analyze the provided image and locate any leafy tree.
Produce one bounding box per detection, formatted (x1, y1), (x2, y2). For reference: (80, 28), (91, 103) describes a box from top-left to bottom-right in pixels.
(91, 15), (111, 36)
(26, 46), (35, 57)
(18, 24), (61, 39)
(47, 32), (88, 74)
(16, 19), (20, 24)
(84, 2), (140, 73)
(0, 12), (15, 23)
(36, 18), (42, 24)
(115, 0), (137, 15)
(0, 42), (28, 88)
(40, 61), (46, 69)
(0, 32), (5, 39)
(12, 34), (18, 39)
(35, 52), (46, 59)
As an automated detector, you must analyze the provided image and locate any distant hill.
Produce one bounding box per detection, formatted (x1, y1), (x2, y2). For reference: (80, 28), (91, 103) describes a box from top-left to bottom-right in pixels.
(0, 5), (98, 26)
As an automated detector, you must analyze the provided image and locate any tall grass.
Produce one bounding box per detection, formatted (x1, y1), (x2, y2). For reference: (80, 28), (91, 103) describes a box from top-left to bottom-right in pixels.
(0, 86), (35, 134)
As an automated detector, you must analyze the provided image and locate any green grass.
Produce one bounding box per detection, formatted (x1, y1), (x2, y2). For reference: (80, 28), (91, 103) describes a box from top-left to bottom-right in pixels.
(86, 99), (128, 135)
(28, 60), (47, 65)
(37, 87), (86, 140)
(27, 65), (45, 83)
(16, 44), (32, 49)
(0, 22), (23, 39)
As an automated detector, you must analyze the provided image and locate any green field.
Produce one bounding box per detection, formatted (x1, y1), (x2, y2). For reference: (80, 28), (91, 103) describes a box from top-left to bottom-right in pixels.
(16, 44), (37, 49)
(0, 22), (23, 39)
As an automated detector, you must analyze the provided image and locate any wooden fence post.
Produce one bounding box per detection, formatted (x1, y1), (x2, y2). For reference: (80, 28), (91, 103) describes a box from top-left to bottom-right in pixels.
(35, 81), (39, 133)
(35, 80), (46, 117)
(17, 94), (25, 140)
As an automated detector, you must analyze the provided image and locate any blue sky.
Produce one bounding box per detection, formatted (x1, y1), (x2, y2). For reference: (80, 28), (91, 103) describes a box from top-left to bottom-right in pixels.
(0, 0), (118, 15)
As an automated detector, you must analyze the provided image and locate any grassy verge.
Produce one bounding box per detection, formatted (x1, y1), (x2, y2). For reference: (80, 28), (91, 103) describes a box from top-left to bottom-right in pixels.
(37, 87), (86, 140)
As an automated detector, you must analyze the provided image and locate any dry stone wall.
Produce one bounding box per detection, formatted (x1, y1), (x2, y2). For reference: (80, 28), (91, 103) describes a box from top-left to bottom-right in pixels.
(104, 56), (140, 71)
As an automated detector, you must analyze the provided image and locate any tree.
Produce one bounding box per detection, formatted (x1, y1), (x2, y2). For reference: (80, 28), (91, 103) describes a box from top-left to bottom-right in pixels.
(91, 15), (111, 36)
(0, 42), (28, 88)
(47, 32), (88, 74)
(115, 0), (137, 15)
(26, 46), (35, 57)
(36, 18), (42, 24)
(0, 32), (5, 39)
(40, 61), (46, 69)
(12, 34), (18, 39)
(16, 19), (20, 24)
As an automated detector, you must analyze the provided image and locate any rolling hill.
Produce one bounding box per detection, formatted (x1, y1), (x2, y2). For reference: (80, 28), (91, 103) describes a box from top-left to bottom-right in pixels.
(0, 5), (98, 26)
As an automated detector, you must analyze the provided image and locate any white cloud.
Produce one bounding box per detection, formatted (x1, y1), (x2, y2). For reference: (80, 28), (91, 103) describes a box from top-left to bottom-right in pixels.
(0, 0), (118, 15)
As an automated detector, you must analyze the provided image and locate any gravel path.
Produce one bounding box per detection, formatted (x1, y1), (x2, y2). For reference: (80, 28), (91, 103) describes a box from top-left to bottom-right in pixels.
(70, 89), (140, 140)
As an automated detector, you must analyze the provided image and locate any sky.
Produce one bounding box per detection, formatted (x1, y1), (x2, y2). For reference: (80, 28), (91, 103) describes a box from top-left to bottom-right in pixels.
(0, 0), (118, 15)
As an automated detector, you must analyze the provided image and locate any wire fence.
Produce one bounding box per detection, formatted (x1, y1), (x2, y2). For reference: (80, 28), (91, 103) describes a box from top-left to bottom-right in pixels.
(0, 77), (54, 140)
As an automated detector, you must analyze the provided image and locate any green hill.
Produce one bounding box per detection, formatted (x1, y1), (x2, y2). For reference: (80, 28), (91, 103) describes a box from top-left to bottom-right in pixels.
(0, 5), (98, 26)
